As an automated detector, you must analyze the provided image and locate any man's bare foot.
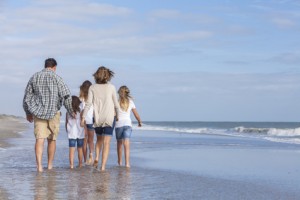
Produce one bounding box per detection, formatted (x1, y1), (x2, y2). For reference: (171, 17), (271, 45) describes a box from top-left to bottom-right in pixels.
(70, 165), (74, 169)
(100, 165), (105, 171)
(47, 164), (53, 170)
(125, 164), (130, 168)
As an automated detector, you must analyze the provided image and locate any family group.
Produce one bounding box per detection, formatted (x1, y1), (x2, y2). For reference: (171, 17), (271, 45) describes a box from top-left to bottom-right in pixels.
(23, 58), (142, 172)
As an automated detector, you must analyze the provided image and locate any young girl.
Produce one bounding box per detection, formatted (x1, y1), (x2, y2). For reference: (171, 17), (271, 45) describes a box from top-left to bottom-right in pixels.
(65, 96), (85, 169)
(115, 86), (142, 168)
(79, 80), (95, 165)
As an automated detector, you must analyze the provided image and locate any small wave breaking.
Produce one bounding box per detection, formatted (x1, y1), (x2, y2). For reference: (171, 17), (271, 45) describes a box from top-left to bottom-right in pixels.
(133, 123), (300, 145)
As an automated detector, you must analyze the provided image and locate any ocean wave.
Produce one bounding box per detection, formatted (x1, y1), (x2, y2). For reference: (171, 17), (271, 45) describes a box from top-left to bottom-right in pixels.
(133, 124), (237, 137)
(264, 137), (300, 145)
(233, 126), (300, 137)
(137, 125), (210, 134)
(133, 124), (300, 146)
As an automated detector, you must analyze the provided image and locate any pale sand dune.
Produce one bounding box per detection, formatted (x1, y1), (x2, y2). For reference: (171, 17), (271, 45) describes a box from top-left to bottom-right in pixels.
(0, 114), (28, 148)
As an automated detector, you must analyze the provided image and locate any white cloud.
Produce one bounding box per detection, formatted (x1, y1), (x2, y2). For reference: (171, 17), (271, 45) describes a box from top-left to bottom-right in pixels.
(149, 9), (219, 24)
(0, 1), (213, 62)
(271, 18), (295, 28)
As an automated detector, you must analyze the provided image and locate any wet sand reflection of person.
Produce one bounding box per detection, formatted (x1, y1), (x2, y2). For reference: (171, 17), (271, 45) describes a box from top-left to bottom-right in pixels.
(34, 171), (57, 200)
(93, 171), (112, 199)
(115, 168), (132, 199)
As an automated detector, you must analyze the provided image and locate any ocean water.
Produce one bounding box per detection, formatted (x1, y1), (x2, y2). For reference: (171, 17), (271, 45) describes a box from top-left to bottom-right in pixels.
(1, 121), (300, 199)
(137, 121), (300, 145)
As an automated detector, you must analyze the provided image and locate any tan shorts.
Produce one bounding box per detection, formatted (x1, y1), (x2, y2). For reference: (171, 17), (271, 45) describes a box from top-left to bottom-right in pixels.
(34, 112), (61, 140)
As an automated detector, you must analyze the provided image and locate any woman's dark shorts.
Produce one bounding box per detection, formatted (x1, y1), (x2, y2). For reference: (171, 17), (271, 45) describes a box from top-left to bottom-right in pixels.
(95, 118), (116, 137)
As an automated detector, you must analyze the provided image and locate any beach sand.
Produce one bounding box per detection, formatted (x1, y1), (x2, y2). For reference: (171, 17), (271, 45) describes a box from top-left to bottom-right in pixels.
(0, 114), (28, 199)
(0, 114), (28, 148)
(0, 116), (300, 199)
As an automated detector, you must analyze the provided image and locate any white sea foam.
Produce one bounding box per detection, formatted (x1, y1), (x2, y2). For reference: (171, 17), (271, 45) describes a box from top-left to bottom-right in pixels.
(136, 125), (210, 134)
(133, 123), (300, 145)
(264, 137), (300, 145)
(234, 126), (300, 137)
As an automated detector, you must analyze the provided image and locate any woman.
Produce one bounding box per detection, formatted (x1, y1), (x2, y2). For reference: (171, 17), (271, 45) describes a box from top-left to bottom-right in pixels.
(81, 66), (119, 171)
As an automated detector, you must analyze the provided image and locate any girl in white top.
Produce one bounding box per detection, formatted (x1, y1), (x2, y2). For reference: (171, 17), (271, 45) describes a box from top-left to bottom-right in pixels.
(65, 96), (85, 169)
(79, 80), (95, 165)
(115, 86), (142, 168)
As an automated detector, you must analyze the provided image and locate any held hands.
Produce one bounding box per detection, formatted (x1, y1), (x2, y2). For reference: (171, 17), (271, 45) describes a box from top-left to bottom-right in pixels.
(26, 114), (33, 123)
(80, 119), (86, 127)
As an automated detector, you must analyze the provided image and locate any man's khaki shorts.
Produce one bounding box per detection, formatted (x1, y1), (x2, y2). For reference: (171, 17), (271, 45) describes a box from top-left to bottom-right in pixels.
(34, 112), (61, 140)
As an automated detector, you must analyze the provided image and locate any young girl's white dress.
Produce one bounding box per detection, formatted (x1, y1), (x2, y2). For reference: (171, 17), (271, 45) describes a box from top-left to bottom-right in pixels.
(66, 104), (85, 139)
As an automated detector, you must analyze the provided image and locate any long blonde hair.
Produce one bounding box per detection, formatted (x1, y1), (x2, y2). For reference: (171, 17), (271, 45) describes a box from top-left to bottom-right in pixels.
(118, 86), (132, 111)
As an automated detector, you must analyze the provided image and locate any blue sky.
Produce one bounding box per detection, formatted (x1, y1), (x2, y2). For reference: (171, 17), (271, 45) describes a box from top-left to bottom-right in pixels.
(1, 0), (300, 121)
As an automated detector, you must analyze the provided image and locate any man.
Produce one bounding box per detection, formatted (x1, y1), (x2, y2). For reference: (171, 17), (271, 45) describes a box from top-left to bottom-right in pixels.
(23, 58), (74, 172)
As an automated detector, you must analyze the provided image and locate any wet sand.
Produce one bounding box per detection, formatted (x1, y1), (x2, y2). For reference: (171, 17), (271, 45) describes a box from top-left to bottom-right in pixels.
(0, 114), (28, 199)
(0, 114), (28, 148)
(0, 116), (300, 199)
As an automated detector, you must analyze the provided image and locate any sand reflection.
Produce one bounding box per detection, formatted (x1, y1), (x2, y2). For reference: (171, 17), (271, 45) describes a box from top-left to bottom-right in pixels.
(34, 171), (57, 200)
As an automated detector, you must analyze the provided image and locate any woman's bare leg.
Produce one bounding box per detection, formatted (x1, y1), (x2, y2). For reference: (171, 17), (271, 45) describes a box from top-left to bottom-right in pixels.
(100, 136), (111, 171)
(94, 135), (103, 167)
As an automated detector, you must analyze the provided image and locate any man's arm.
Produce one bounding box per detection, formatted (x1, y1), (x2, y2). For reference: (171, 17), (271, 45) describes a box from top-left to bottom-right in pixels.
(23, 77), (34, 123)
(57, 77), (74, 117)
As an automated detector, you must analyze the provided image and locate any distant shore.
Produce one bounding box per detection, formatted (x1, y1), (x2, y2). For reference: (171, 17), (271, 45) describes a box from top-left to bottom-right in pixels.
(0, 114), (28, 148)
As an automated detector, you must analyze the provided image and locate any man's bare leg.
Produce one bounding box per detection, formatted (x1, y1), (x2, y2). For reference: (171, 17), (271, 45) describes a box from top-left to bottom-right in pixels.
(47, 139), (56, 170)
(35, 138), (45, 172)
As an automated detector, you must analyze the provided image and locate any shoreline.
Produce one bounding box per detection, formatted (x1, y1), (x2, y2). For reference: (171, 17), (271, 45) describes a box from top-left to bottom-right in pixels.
(0, 114), (28, 148)
(0, 114), (29, 200)
(1, 117), (300, 199)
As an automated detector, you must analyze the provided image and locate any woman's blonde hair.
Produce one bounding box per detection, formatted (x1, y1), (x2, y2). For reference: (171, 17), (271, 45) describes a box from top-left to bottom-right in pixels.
(79, 80), (92, 101)
(118, 86), (132, 111)
(93, 66), (114, 84)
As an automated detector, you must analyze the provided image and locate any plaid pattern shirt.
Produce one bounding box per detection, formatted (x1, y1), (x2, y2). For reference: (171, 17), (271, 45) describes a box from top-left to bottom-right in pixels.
(23, 68), (73, 120)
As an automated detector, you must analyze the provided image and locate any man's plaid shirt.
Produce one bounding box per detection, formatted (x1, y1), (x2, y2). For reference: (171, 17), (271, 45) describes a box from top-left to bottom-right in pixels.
(23, 68), (73, 120)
